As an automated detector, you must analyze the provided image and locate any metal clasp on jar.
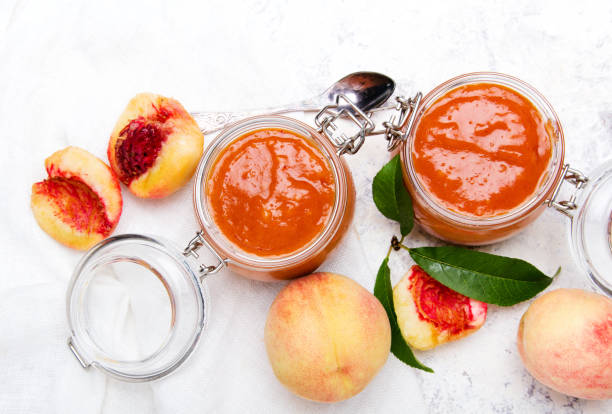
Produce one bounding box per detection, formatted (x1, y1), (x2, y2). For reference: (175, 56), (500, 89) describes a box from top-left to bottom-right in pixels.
(314, 92), (426, 155)
(183, 231), (226, 279)
(315, 94), (375, 155)
(383, 93), (422, 151)
(546, 164), (589, 217)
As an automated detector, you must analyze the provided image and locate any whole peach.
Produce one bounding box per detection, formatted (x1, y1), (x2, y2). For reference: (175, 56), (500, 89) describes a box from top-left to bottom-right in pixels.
(517, 288), (612, 400)
(264, 272), (391, 402)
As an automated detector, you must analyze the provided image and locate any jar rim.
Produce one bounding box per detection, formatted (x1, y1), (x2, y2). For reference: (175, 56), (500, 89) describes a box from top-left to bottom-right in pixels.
(401, 72), (566, 228)
(193, 115), (349, 270)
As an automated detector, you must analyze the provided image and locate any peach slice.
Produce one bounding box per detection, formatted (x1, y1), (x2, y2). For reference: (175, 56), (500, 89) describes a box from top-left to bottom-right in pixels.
(107, 93), (204, 198)
(393, 265), (487, 350)
(265, 272), (391, 402)
(517, 288), (612, 400)
(31, 146), (122, 250)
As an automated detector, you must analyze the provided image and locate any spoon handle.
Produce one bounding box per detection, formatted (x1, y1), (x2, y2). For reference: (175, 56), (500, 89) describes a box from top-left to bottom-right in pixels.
(190, 94), (326, 134)
(190, 106), (319, 134)
(191, 96), (396, 134)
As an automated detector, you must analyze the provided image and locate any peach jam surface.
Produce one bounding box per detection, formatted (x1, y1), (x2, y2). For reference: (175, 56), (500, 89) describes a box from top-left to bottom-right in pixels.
(412, 83), (553, 217)
(207, 128), (336, 257)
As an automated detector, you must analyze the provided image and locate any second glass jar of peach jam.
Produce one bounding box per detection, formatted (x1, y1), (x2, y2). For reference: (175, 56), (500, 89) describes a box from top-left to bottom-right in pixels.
(394, 73), (566, 245)
(193, 116), (355, 281)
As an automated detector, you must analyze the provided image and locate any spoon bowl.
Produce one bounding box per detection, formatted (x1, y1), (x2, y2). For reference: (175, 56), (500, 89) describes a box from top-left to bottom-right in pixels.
(326, 72), (395, 113)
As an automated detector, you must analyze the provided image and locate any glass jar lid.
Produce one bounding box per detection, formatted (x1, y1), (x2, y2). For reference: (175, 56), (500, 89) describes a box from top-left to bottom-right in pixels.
(570, 160), (612, 296)
(66, 234), (208, 381)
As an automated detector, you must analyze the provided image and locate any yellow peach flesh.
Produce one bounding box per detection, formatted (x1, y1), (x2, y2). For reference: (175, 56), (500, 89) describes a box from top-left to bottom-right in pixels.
(393, 266), (487, 350)
(31, 187), (106, 250)
(44, 146), (122, 223)
(31, 146), (122, 250)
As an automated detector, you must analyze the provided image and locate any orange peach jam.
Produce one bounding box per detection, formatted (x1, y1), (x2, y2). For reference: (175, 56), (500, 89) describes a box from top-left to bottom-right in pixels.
(412, 83), (552, 217)
(207, 128), (335, 257)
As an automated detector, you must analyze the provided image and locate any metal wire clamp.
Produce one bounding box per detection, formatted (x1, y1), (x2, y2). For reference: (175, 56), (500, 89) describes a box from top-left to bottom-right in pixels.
(183, 231), (226, 279)
(546, 164), (589, 217)
(383, 93), (422, 152)
(314, 94), (376, 156)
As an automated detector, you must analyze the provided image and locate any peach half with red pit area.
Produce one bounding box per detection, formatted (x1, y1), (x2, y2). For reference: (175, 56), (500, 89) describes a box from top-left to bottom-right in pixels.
(517, 288), (612, 400)
(107, 93), (204, 198)
(31, 146), (122, 250)
(393, 265), (487, 350)
(264, 272), (391, 402)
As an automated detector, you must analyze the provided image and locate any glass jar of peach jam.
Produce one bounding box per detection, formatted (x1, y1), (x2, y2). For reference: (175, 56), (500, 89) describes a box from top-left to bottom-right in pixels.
(193, 116), (355, 281)
(392, 73), (567, 245)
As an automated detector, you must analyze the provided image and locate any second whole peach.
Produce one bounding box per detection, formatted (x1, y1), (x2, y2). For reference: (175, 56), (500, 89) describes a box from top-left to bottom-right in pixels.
(264, 272), (391, 402)
(517, 288), (612, 400)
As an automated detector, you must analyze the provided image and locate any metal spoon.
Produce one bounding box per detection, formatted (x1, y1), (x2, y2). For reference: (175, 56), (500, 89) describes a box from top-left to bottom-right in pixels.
(190, 71), (395, 134)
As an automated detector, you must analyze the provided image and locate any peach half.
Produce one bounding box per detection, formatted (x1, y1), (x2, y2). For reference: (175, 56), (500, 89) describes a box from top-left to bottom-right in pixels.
(107, 93), (204, 198)
(393, 265), (487, 350)
(517, 288), (612, 400)
(264, 272), (391, 402)
(31, 146), (122, 250)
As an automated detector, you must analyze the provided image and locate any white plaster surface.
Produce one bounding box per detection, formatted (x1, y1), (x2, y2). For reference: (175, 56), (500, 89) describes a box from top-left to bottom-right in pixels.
(1, 0), (611, 412)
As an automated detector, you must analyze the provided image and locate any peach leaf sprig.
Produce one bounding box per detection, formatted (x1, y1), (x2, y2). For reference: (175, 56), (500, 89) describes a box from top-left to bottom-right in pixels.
(371, 155), (558, 372)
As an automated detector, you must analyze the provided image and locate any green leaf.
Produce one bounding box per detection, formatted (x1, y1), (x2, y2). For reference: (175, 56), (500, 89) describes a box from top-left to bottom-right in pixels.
(372, 155), (414, 237)
(408, 246), (554, 306)
(374, 258), (433, 373)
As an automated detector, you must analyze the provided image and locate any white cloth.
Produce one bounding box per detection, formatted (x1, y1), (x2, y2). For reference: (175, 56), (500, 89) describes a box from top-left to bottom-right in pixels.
(2, 0), (612, 413)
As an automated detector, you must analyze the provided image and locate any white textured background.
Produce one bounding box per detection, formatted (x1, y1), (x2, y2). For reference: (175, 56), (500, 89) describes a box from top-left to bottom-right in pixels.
(1, 0), (611, 412)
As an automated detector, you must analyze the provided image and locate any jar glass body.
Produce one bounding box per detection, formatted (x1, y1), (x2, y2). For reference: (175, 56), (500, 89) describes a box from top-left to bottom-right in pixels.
(66, 234), (208, 381)
(570, 160), (612, 296)
(400, 73), (566, 245)
(193, 116), (355, 281)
